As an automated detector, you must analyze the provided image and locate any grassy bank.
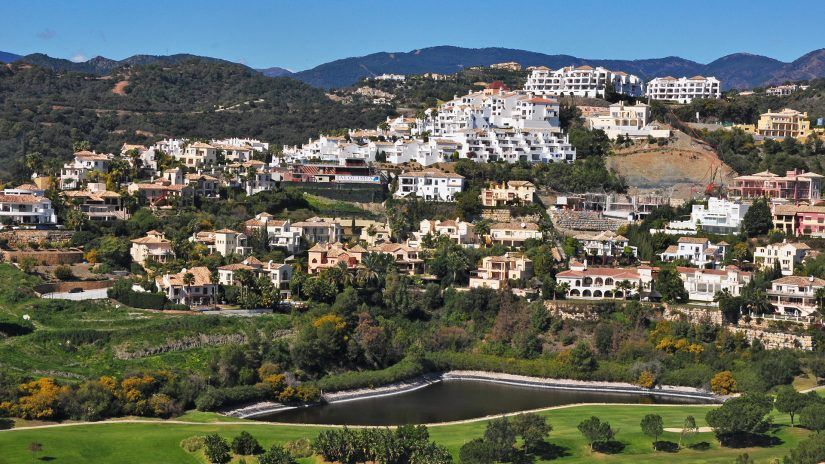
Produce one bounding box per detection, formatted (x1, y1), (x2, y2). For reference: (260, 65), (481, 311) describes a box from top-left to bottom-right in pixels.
(0, 404), (807, 463)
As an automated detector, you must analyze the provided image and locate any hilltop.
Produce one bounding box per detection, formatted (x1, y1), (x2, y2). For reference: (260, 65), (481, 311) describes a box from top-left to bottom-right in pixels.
(0, 59), (392, 177)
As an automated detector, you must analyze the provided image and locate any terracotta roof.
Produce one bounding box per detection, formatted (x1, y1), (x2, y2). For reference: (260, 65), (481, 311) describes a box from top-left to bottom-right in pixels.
(773, 276), (825, 287)
(158, 266), (213, 287)
(399, 169), (464, 179)
(556, 267), (641, 279)
(218, 263), (255, 271)
(131, 234), (171, 245)
(491, 222), (540, 231)
(678, 237), (709, 244)
(0, 194), (47, 204)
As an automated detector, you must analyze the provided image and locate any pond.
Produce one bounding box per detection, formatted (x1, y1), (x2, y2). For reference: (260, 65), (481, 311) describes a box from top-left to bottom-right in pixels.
(254, 379), (710, 426)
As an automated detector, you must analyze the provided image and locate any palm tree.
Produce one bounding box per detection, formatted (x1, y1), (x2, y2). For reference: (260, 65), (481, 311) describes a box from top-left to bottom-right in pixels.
(358, 252), (388, 288)
(616, 280), (632, 299)
(182, 272), (195, 306)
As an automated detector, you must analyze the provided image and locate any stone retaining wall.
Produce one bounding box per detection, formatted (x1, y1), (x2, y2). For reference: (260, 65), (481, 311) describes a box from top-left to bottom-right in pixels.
(2, 249), (84, 266)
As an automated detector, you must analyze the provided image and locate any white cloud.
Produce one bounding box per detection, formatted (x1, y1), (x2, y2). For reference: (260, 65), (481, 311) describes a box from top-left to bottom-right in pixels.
(70, 53), (88, 63)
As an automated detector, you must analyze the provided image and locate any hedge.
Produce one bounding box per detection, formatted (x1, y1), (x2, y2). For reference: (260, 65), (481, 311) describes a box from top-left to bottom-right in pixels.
(315, 357), (432, 392)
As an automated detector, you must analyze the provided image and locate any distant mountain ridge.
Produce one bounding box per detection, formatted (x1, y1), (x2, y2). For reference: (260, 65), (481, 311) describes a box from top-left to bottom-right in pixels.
(18, 53), (239, 75)
(0, 51), (22, 63)
(290, 45), (825, 90)
(11, 46), (825, 91)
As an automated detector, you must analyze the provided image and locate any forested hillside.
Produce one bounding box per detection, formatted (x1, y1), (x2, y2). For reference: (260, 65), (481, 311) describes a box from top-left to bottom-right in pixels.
(0, 60), (393, 178)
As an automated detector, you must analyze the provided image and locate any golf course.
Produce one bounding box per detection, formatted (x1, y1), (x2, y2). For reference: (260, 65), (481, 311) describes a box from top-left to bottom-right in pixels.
(0, 403), (811, 463)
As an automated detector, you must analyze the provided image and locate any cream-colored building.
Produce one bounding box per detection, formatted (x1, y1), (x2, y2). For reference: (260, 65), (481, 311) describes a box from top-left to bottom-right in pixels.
(469, 252), (533, 290)
(753, 241), (810, 276)
(488, 221), (542, 247)
(755, 108), (810, 140)
(155, 266), (218, 307)
(130, 230), (175, 267)
(180, 142), (217, 167)
(587, 102), (671, 140)
(480, 181), (536, 207)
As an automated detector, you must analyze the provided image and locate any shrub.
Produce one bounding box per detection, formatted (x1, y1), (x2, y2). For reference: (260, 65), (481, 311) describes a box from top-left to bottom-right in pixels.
(284, 438), (312, 459)
(53, 265), (74, 281)
(231, 431), (263, 455)
(180, 435), (205, 452)
(637, 370), (656, 389)
(195, 385), (265, 411)
(710, 371), (737, 395)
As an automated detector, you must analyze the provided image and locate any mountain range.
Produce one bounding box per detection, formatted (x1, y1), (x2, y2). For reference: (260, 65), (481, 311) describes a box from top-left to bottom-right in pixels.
(3, 46), (825, 90)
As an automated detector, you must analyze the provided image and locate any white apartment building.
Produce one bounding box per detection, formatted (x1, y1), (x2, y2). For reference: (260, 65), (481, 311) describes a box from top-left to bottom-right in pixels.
(660, 237), (728, 269)
(448, 128), (576, 164)
(645, 76), (721, 104)
(753, 241), (811, 276)
(212, 137), (269, 153)
(394, 170), (465, 202)
(282, 136), (372, 164)
(152, 138), (186, 158)
(677, 266), (752, 303)
(767, 275), (825, 316)
(556, 260), (655, 299)
(121, 144), (158, 172)
(524, 66), (644, 98)
(766, 84), (809, 97)
(291, 217), (342, 244)
(130, 230), (175, 267)
(155, 266), (218, 307)
(244, 213), (303, 253)
(664, 197), (749, 235)
(469, 252), (533, 290)
(417, 218), (476, 245)
(372, 73), (405, 81)
(60, 151), (112, 190)
(0, 190), (57, 226)
(588, 102), (671, 140)
(214, 229), (251, 257)
(488, 221), (543, 247)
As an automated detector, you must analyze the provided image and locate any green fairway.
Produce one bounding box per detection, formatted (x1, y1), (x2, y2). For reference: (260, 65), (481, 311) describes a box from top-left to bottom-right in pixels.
(0, 404), (808, 463)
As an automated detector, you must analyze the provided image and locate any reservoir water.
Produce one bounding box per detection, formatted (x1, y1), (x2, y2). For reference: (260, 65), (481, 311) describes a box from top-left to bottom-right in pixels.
(254, 379), (710, 426)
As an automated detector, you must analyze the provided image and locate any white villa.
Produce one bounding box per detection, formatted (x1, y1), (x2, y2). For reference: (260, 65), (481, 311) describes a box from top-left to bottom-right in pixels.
(753, 241), (811, 276)
(767, 275), (825, 316)
(660, 237), (728, 268)
(556, 260), (656, 300)
(676, 266), (752, 304)
(662, 197), (749, 235)
(394, 170), (465, 202)
(574, 230), (633, 261)
(417, 218), (476, 245)
(243, 213), (302, 253)
(0, 187), (57, 226)
(60, 151), (112, 190)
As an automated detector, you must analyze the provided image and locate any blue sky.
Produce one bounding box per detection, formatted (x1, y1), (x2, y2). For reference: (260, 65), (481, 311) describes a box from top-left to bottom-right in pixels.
(2, 0), (824, 70)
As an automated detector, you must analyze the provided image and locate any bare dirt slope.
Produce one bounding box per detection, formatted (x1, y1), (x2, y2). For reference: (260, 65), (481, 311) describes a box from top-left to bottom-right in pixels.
(606, 129), (737, 199)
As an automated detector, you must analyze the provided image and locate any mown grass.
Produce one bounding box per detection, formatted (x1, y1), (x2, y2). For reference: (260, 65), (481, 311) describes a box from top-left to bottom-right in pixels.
(303, 193), (377, 218)
(0, 264), (292, 380)
(0, 404), (807, 464)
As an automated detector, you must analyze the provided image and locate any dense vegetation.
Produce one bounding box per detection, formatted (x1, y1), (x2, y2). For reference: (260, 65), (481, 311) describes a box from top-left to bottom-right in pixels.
(0, 59), (393, 178)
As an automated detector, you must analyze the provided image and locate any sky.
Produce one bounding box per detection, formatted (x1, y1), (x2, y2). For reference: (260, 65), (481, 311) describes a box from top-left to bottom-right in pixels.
(2, 0), (825, 71)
